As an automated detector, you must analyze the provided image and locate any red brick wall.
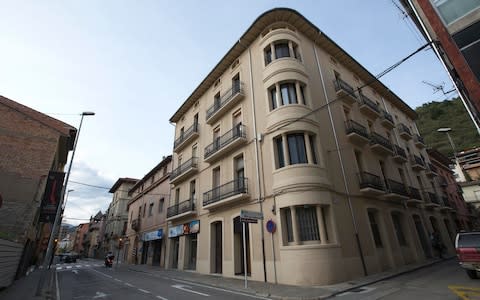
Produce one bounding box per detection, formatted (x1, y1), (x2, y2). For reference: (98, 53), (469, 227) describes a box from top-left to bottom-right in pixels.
(417, 0), (480, 111)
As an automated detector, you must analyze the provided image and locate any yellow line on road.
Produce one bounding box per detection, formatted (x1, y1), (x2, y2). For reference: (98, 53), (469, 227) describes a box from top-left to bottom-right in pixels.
(448, 285), (480, 300)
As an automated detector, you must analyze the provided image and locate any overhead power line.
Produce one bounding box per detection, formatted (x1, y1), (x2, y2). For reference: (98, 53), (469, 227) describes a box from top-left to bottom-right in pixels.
(68, 180), (171, 197)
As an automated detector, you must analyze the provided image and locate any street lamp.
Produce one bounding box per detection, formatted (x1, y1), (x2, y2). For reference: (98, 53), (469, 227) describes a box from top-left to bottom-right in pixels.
(63, 189), (75, 210)
(437, 127), (465, 180)
(42, 112), (95, 270)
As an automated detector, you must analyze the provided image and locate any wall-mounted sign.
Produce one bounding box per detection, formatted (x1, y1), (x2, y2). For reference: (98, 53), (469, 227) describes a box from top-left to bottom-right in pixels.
(143, 229), (163, 241)
(169, 220), (200, 238)
(39, 171), (65, 223)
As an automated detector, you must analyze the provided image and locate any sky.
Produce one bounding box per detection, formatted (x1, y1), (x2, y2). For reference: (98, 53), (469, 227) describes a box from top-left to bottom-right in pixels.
(0, 1), (455, 225)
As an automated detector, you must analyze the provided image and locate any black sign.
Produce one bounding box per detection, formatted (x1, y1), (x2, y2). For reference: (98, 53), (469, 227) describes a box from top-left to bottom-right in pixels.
(39, 171), (65, 223)
(240, 217), (258, 224)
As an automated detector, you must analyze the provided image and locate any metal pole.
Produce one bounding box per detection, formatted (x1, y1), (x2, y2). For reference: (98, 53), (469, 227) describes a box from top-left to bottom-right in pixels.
(42, 113), (85, 270)
(271, 232), (277, 284)
(243, 222), (248, 289)
(445, 132), (457, 156)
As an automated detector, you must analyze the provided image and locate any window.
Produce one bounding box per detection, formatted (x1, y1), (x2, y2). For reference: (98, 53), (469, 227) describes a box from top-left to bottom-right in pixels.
(148, 203), (153, 216)
(175, 188), (180, 204)
(269, 87), (277, 110)
(143, 204), (146, 218)
(300, 85), (306, 105)
(368, 210), (383, 248)
(280, 83), (297, 105)
(274, 42), (290, 59)
(432, 0), (480, 25)
(283, 207), (294, 243)
(391, 213), (407, 246)
(293, 43), (301, 60)
(296, 206), (320, 241)
(287, 134), (307, 164)
(159, 198), (164, 213)
(308, 135), (318, 164)
(274, 136), (285, 168)
(190, 180), (196, 206)
(264, 46), (272, 65)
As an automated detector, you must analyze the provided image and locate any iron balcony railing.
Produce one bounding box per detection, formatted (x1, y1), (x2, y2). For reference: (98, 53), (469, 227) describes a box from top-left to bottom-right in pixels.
(385, 178), (408, 196)
(358, 172), (384, 191)
(410, 155), (425, 167)
(206, 82), (244, 120)
(413, 134), (425, 145)
(204, 125), (246, 159)
(370, 132), (393, 151)
(203, 177), (248, 206)
(345, 120), (369, 139)
(334, 78), (357, 98)
(398, 123), (412, 136)
(427, 163), (438, 174)
(393, 145), (407, 160)
(408, 186), (422, 200)
(423, 192), (440, 204)
(359, 93), (380, 114)
(167, 199), (195, 218)
(174, 123), (199, 149)
(170, 157), (198, 181)
(441, 196), (451, 208)
(381, 110), (394, 124)
(438, 176), (448, 187)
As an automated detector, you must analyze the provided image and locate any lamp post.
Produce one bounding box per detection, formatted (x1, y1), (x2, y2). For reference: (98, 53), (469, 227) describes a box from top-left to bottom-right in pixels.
(63, 189), (74, 211)
(42, 112), (95, 270)
(437, 127), (465, 180)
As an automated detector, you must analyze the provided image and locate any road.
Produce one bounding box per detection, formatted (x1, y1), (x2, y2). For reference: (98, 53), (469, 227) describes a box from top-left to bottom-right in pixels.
(55, 259), (270, 300)
(333, 259), (480, 299)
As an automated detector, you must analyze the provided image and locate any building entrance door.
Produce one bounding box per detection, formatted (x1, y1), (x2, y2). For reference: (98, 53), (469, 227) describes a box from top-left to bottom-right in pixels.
(211, 221), (222, 274)
(413, 215), (431, 258)
(171, 237), (179, 269)
(233, 216), (250, 275)
(141, 241), (149, 264)
(152, 239), (162, 266)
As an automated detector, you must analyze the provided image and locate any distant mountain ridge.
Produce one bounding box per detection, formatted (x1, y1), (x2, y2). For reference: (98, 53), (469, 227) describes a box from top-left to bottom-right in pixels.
(415, 98), (479, 157)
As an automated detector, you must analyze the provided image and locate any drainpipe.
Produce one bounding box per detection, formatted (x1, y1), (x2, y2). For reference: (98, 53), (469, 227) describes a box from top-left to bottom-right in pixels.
(405, 0), (480, 136)
(312, 38), (368, 276)
(240, 39), (268, 282)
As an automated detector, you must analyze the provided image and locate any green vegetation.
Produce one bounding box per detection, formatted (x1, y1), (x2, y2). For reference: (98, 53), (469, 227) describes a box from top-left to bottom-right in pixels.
(415, 98), (479, 157)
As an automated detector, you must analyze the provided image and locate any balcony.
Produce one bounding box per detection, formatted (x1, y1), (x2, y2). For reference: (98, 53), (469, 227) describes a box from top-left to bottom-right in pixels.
(203, 177), (249, 210)
(423, 192), (440, 208)
(439, 196), (453, 212)
(438, 176), (448, 187)
(407, 186), (423, 205)
(380, 110), (395, 129)
(398, 123), (412, 140)
(170, 157), (199, 185)
(334, 78), (357, 105)
(393, 145), (407, 163)
(345, 120), (369, 146)
(174, 123), (199, 152)
(413, 134), (425, 149)
(358, 172), (385, 195)
(410, 155), (426, 171)
(131, 219), (140, 231)
(359, 93), (380, 119)
(370, 132), (394, 156)
(382, 178), (409, 200)
(204, 125), (247, 163)
(206, 82), (245, 125)
(166, 199), (196, 221)
(425, 163), (438, 178)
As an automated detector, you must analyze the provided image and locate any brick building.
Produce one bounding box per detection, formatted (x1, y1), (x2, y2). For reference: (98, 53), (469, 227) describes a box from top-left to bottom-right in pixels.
(0, 95), (76, 287)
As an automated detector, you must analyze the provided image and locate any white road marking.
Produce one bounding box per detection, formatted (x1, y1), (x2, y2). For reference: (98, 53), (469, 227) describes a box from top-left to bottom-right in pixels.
(56, 267), (62, 270)
(86, 264), (91, 267)
(72, 270), (79, 275)
(171, 278), (270, 299)
(90, 268), (113, 278)
(93, 291), (109, 298)
(114, 278), (122, 282)
(138, 289), (150, 294)
(156, 296), (169, 300)
(172, 284), (210, 297)
(55, 270), (61, 300)
(66, 266), (72, 269)
(125, 283), (134, 287)
(76, 265), (81, 268)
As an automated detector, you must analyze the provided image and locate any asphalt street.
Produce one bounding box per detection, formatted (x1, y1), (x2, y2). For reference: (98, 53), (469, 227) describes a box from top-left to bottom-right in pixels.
(333, 259), (480, 299)
(56, 259), (271, 300)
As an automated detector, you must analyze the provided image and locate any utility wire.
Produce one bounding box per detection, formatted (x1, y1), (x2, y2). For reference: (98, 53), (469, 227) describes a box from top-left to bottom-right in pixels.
(267, 42), (432, 135)
(68, 180), (171, 197)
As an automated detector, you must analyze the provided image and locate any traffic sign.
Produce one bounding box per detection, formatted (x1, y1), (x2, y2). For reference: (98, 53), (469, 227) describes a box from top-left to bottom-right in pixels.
(240, 210), (263, 220)
(266, 220), (276, 233)
(240, 217), (258, 224)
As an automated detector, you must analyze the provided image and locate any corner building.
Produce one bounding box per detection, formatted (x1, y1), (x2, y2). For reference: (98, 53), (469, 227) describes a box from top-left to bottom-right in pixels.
(167, 8), (455, 286)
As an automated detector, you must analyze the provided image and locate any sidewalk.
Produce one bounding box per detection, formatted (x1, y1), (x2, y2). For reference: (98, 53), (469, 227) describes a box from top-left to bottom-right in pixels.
(124, 257), (453, 300)
(0, 266), (57, 300)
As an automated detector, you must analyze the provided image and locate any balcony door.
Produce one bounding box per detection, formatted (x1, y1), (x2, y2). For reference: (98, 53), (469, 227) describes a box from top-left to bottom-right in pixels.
(190, 180), (196, 209)
(233, 111), (242, 136)
(212, 167), (220, 200)
(234, 155), (245, 192)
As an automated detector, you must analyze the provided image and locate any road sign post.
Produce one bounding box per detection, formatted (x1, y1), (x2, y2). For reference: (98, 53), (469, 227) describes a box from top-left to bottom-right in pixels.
(239, 210), (263, 289)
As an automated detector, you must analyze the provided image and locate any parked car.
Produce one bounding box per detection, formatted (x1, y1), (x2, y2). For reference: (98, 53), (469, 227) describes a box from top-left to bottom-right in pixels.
(63, 253), (77, 263)
(455, 231), (480, 279)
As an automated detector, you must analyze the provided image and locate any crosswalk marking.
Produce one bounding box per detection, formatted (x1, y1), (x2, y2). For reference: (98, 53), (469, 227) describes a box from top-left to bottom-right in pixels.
(54, 262), (103, 271)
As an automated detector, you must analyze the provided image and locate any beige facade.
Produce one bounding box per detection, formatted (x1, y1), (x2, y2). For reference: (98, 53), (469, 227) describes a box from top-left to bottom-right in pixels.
(105, 178), (138, 255)
(124, 156), (171, 266)
(165, 8), (457, 286)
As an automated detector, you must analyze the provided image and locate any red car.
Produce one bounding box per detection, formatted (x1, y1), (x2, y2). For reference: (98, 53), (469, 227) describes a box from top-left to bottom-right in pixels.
(455, 231), (480, 279)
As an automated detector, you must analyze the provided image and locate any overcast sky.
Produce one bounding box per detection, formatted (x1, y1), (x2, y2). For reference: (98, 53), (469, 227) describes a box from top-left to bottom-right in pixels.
(0, 1), (454, 225)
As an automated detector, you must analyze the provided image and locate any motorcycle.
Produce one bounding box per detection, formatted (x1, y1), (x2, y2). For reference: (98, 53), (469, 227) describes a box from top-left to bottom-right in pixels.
(105, 254), (114, 267)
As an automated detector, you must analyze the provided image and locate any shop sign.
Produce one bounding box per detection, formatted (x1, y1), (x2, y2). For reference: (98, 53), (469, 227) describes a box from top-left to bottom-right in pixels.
(168, 220), (200, 238)
(143, 229), (163, 241)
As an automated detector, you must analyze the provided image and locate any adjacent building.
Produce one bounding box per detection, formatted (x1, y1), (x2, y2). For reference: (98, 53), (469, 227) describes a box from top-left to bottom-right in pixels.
(105, 178), (138, 255)
(0, 96), (76, 287)
(427, 148), (472, 231)
(165, 8), (456, 286)
(124, 156), (171, 266)
(456, 147), (480, 181)
(401, 0), (480, 131)
(83, 211), (106, 258)
(72, 223), (89, 257)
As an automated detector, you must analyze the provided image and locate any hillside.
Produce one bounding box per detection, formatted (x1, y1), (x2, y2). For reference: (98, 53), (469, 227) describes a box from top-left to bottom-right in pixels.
(415, 98), (479, 157)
